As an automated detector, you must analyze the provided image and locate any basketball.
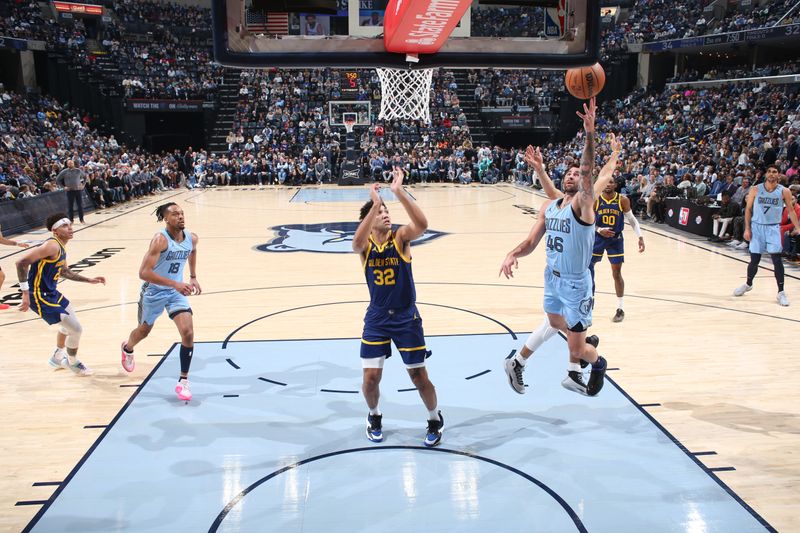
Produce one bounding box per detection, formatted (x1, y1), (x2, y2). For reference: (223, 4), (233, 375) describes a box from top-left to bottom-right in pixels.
(565, 63), (606, 99)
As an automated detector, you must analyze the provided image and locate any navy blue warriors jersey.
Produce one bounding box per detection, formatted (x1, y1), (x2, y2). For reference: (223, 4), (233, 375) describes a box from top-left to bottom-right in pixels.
(595, 193), (625, 237)
(363, 232), (415, 310)
(28, 237), (70, 323)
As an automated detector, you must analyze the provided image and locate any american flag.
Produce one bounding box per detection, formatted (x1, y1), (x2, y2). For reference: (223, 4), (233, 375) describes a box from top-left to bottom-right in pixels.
(245, 9), (289, 34)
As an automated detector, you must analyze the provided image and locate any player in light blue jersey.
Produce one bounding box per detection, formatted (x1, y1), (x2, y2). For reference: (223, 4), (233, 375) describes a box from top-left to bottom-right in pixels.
(734, 165), (799, 306)
(352, 168), (443, 447)
(502, 134), (624, 391)
(500, 98), (611, 397)
(121, 202), (201, 401)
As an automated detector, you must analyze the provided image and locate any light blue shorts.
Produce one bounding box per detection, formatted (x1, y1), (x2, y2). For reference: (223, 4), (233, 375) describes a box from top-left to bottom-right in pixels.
(138, 288), (191, 326)
(543, 267), (594, 331)
(749, 223), (781, 255)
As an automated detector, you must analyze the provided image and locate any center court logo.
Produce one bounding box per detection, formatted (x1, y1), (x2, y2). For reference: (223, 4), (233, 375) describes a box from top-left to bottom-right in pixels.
(257, 222), (446, 253)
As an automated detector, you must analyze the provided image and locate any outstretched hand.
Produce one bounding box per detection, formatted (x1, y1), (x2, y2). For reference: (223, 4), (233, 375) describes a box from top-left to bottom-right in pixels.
(576, 97), (597, 133)
(369, 182), (381, 204)
(608, 132), (621, 153)
(499, 254), (519, 279)
(524, 146), (544, 172)
(389, 167), (405, 194)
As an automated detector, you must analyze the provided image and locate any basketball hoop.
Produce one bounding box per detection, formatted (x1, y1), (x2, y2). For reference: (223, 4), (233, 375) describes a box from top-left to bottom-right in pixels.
(376, 67), (434, 124)
(344, 118), (356, 134)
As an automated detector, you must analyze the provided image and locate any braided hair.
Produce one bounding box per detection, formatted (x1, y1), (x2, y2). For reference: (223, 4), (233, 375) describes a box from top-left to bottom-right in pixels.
(154, 202), (177, 222)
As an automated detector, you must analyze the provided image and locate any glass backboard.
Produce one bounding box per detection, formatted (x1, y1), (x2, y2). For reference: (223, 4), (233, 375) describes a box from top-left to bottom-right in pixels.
(212, 0), (600, 69)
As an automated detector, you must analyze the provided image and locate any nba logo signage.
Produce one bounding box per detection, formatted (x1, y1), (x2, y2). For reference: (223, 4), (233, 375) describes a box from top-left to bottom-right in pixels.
(545, 0), (569, 38)
(678, 207), (690, 226)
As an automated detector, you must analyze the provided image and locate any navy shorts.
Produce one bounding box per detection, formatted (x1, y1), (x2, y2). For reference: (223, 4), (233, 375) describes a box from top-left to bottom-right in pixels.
(361, 305), (429, 368)
(30, 290), (70, 325)
(592, 235), (624, 264)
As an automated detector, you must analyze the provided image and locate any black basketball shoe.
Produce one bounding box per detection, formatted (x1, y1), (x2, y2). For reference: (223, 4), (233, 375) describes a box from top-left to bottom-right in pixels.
(366, 413), (383, 443)
(424, 411), (444, 447)
(587, 356), (607, 396)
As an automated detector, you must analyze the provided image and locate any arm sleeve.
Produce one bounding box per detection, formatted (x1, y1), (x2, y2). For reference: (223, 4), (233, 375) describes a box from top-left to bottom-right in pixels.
(624, 210), (642, 238)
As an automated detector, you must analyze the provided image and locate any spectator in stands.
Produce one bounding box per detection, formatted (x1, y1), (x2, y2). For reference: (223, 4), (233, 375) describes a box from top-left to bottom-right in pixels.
(709, 191), (741, 242)
(56, 159), (86, 224)
(781, 193), (800, 257)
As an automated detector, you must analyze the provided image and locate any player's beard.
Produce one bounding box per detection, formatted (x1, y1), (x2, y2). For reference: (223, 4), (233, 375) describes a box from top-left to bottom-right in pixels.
(563, 183), (579, 194)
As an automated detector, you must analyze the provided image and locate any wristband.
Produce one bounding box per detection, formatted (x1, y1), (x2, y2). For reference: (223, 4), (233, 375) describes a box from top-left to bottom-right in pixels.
(19, 281), (29, 291)
(190, 276), (197, 279)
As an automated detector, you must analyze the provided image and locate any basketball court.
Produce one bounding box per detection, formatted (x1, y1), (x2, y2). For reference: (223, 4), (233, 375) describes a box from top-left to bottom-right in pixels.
(1, 184), (798, 531)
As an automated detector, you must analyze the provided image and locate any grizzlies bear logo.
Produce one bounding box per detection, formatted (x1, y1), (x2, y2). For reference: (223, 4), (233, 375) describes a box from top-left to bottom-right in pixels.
(257, 222), (446, 254)
(578, 297), (594, 316)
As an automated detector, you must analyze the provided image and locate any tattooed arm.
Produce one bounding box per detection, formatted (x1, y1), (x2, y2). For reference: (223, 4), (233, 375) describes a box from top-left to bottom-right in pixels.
(574, 97), (597, 224)
(60, 267), (106, 285)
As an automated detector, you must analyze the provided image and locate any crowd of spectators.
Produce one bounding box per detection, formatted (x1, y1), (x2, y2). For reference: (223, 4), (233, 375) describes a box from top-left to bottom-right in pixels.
(115, 41), (223, 100)
(470, 6), (545, 38)
(623, 0), (799, 43)
(0, 0), (87, 49)
(113, 0), (211, 33)
(469, 69), (564, 109)
(219, 68), (475, 184)
(0, 87), (205, 206)
(669, 61), (800, 83)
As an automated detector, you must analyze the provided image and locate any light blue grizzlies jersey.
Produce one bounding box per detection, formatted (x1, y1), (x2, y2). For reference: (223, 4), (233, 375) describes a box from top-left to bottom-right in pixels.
(544, 199), (595, 274)
(145, 228), (193, 293)
(751, 183), (784, 225)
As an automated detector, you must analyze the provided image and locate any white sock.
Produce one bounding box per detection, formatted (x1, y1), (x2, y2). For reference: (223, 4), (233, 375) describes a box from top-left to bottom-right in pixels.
(428, 409), (439, 421)
(514, 353), (527, 366)
(567, 362), (582, 372)
(55, 347), (66, 357)
(369, 407), (381, 416)
(617, 297), (624, 310)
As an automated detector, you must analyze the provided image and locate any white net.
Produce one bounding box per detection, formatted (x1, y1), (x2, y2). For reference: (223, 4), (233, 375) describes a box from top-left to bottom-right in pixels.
(376, 67), (434, 124)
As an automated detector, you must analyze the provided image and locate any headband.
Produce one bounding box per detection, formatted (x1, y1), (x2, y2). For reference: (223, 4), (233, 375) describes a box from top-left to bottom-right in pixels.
(51, 218), (71, 231)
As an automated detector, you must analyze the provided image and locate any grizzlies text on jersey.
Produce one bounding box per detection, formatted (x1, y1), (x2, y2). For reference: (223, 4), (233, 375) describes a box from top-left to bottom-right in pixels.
(144, 228), (193, 294)
(544, 199), (595, 275)
(751, 183), (784, 225)
(138, 228), (193, 325)
(749, 183), (784, 254)
(542, 199), (595, 330)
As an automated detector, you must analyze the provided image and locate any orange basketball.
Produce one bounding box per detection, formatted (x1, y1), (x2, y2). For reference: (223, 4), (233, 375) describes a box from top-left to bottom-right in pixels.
(565, 63), (606, 100)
